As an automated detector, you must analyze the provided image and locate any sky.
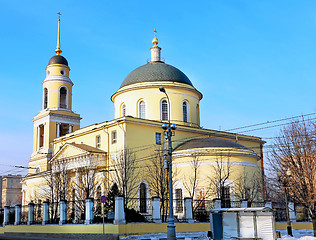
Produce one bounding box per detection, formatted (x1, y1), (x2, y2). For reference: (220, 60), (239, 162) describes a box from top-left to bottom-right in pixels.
(1, 0), (316, 176)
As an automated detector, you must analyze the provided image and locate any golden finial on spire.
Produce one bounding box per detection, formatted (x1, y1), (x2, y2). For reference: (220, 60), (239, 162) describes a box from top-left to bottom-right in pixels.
(152, 29), (159, 47)
(55, 12), (62, 55)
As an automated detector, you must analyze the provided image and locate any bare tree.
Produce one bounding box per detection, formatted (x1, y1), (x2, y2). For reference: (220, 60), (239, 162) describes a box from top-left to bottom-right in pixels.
(207, 154), (233, 208)
(111, 148), (138, 209)
(145, 147), (169, 221)
(268, 119), (316, 236)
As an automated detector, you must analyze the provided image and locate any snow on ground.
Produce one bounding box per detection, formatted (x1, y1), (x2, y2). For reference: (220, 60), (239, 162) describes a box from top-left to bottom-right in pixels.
(120, 229), (316, 240)
(280, 229), (316, 240)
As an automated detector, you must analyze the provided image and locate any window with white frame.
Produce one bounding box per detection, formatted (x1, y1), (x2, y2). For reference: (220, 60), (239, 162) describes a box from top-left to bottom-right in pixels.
(161, 99), (169, 121)
(139, 100), (146, 119)
(196, 104), (199, 124)
(183, 101), (188, 122)
(175, 188), (183, 213)
(59, 87), (67, 109)
(44, 88), (48, 109)
(155, 132), (162, 145)
(96, 135), (101, 148)
(121, 104), (126, 117)
(111, 130), (117, 144)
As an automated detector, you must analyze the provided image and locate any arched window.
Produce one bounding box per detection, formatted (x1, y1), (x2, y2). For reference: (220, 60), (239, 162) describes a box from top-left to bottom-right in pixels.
(139, 100), (146, 119)
(59, 87), (67, 109)
(139, 183), (147, 213)
(183, 101), (188, 122)
(161, 99), (169, 121)
(44, 88), (48, 109)
(121, 104), (126, 117)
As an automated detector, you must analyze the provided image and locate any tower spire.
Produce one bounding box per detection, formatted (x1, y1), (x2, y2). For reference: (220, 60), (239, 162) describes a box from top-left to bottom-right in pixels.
(55, 12), (62, 55)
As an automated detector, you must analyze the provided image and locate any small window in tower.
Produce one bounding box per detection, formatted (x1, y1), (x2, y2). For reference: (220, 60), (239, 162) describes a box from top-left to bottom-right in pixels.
(183, 101), (188, 122)
(155, 132), (162, 145)
(121, 104), (126, 117)
(60, 70), (65, 75)
(161, 99), (169, 121)
(39, 125), (44, 149)
(196, 104), (199, 125)
(96, 135), (101, 148)
(47, 71), (50, 75)
(59, 87), (67, 109)
(59, 123), (70, 137)
(44, 88), (48, 109)
(111, 130), (117, 144)
(139, 100), (146, 119)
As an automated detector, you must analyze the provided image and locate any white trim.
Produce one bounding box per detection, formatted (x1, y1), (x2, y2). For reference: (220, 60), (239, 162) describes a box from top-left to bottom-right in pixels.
(43, 76), (73, 86)
(173, 160), (258, 168)
(33, 114), (80, 127)
(160, 98), (169, 121)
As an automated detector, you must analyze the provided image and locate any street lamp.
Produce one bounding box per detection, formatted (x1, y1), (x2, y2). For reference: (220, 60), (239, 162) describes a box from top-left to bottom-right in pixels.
(277, 169), (293, 237)
(159, 86), (176, 240)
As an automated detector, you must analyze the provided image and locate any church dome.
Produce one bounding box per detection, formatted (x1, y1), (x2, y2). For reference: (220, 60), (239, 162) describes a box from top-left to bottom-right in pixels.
(120, 62), (193, 88)
(175, 137), (248, 151)
(48, 55), (68, 66)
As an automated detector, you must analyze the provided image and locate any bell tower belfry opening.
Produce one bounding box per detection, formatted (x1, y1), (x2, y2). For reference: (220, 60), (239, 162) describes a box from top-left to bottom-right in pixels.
(29, 13), (81, 173)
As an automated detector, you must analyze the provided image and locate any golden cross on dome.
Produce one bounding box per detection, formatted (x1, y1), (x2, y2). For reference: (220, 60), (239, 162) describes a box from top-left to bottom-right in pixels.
(55, 12), (62, 55)
(152, 29), (158, 46)
(57, 12), (61, 20)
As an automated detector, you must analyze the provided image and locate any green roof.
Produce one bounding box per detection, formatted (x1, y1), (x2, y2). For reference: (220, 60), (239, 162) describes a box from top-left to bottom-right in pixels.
(120, 62), (193, 88)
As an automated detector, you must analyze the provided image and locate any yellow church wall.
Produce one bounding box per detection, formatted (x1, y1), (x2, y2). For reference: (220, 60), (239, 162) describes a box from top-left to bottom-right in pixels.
(113, 82), (201, 125)
(46, 64), (70, 78)
(43, 81), (73, 110)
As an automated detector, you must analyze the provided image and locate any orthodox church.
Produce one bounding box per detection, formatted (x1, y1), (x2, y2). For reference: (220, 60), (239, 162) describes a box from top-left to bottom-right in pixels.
(22, 18), (265, 219)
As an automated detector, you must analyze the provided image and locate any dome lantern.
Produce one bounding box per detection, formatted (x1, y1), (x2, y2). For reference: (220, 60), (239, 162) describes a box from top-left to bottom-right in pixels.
(150, 29), (161, 62)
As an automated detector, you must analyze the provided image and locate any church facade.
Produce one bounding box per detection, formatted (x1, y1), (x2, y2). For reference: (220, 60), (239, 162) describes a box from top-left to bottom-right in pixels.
(22, 19), (265, 220)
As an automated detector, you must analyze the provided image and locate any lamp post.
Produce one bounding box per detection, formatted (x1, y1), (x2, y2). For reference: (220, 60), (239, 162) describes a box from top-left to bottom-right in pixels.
(277, 169), (293, 237)
(159, 86), (176, 240)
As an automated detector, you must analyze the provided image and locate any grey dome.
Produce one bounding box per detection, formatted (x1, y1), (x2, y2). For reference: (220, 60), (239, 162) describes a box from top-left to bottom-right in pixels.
(48, 55), (68, 66)
(120, 62), (193, 88)
(175, 137), (248, 151)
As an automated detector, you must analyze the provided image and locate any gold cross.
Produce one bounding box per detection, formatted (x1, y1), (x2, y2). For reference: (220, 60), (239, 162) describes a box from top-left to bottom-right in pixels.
(57, 12), (61, 20)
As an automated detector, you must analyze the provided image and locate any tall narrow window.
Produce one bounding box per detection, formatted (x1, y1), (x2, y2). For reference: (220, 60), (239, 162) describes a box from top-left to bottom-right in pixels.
(96, 186), (102, 216)
(175, 189), (183, 213)
(139, 100), (146, 119)
(183, 101), (188, 122)
(221, 186), (231, 208)
(155, 133), (162, 145)
(96, 135), (101, 148)
(121, 104), (126, 117)
(59, 87), (67, 109)
(196, 104), (199, 125)
(112, 130), (117, 144)
(39, 125), (44, 148)
(161, 99), (169, 121)
(44, 88), (48, 109)
(140, 183), (147, 213)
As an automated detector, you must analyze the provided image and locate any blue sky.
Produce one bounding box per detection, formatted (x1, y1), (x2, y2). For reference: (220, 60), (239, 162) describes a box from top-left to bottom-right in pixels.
(1, 0), (316, 175)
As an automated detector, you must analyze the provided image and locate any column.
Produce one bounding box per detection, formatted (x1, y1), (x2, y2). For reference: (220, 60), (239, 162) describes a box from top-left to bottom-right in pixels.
(114, 196), (126, 224)
(241, 200), (248, 208)
(28, 202), (34, 225)
(69, 124), (73, 133)
(59, 200), (67, 225)
(3, 206), (10, 226)
(14, 205), (21, 225)
(213, 199), (221, 209)
(85, 198), (94, 224)
(288, 202), (296, 222)
(152, 197), (161, 223)
(42, 201), (49, 225)
(184, 198), (194, 223)
(56, 123), (60, 138)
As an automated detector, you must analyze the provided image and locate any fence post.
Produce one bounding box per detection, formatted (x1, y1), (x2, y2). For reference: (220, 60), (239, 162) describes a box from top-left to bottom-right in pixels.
(213, 199), (221, 209)
(265, 201), (272, 209)
(241, 200), (248, 208)
(114, 196), (126, 224)
(288, 201), (296, 222)
(28, 202), (34, 225)
(14, 205), (21, 225)
(59, 200), (67, 225)
(85, 198), (94, 224)
(42, 201), (49, 225)
(184, 198), (194, 223)
(152, 197), (162, 223)
(3, 206), (10, 226)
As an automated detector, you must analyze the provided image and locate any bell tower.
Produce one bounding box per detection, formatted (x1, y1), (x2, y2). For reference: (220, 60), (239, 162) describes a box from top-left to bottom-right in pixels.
(28, 13), (81, 173)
